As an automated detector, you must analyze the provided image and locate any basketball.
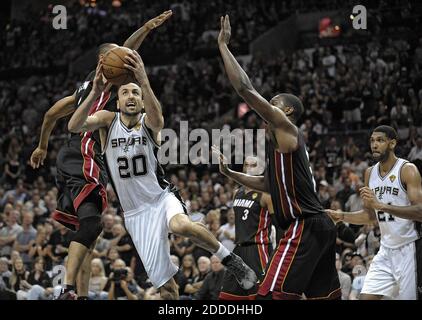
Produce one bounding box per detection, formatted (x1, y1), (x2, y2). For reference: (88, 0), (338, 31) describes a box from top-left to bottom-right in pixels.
(102, 46), (135, 86)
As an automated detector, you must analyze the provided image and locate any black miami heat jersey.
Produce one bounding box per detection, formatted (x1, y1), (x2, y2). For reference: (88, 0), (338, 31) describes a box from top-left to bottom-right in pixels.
(53, 71), (118, 229)
(265, 131), (324, 229)
(232, 187), (271, 246)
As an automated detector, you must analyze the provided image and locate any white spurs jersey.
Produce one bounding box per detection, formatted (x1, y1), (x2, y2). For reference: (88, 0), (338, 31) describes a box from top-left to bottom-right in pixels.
(104, 113), (169, 212)
(368, 158), (420, 248)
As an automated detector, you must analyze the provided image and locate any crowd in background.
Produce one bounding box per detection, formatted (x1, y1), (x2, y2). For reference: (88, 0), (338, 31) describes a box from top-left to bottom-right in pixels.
(1, 0), (422, 300)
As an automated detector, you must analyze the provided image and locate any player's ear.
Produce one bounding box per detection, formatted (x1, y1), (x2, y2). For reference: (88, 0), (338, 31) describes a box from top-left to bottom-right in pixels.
(116, 100), (120, 111)
(284, 106), (294, 116)
(389, 139), (397, 150)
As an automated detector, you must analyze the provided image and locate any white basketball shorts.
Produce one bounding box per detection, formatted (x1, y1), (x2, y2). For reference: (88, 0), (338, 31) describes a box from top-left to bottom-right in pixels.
(123, 190), (185, 288)
(361, 240), (421, 300)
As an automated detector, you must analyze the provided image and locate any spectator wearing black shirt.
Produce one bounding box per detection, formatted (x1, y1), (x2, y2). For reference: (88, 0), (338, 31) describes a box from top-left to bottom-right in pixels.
(103, 247), (120, 277)
(17, 257), (54, 300)
(184, 256), (210, 298)
(324, 137), (342, 179)
(109, 224), (134, 267)
(28, 225), (51, 270)
(177, 254), (198, 296)
(336, 178), (355, 210)
(101, 213), (115, 240)
(46, 223), (73, 265)
(193, 255), (225, 300)
(9, 257), (29, 293)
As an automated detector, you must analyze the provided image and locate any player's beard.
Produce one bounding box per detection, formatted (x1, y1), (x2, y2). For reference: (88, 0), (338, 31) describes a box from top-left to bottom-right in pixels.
(121, 109), (142, 117)
(373, 149), (390, 163)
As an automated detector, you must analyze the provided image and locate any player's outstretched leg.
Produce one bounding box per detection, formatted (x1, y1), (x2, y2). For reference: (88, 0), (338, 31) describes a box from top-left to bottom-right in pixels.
(169, 213), (257, 290)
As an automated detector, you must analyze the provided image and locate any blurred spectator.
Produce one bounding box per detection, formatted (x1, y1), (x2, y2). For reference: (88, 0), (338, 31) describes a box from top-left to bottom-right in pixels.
(1, 180), (28, 208)
(349, 264), (367, 300)
(335, 178), (355, 210)
(336, 253), (351, 300)
(17, 257), (53, 300)
(101, 214), (115, 240)
(13, 211), (36, 268)
(88, 258), (108, 300)
(354, 225), (380, 257)
(45, 223), (73, 265)
(28, 225), (50, 270)
(183, 256), (210, 297)
(0, 210), (22, 257)
(9, 257), (29, 293)
(193, 255), (225, 300)
(105, 260), (140, 300)
(217, 209), (235, 252)
(0, 257), (12, 289)
(177, 254), (198, 296)
(391, 98), (410, 140)
(104, 247), (120, 277)
(345, 183), (364, 213)
(408, 136), (422, 161)
(109, 223), (134, 266)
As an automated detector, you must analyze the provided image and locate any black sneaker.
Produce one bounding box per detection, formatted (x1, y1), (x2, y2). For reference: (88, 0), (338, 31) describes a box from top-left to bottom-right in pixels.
(222, 252), (257, 290)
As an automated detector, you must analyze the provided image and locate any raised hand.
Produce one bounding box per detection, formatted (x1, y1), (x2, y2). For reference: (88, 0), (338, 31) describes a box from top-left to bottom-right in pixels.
(211, 145), (230, 175)
(92, 59), (109, 95)
(144, 10), (172, 31)
(218, 14), (231, 46)
(124, 50), (147, 84)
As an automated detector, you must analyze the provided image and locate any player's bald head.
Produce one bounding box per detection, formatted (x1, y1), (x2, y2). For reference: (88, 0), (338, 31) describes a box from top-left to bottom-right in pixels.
(97, 43), (118, 60)
(270, 93), (304, 123)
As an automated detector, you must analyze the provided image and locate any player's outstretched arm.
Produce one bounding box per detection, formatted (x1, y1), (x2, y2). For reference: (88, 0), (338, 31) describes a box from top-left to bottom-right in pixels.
(123, 10), (172, 50)
(218, 15), (297, 135)
(30, 94), (76, 168)
(326, 167), (377, 225)
(212, 146), (268, 193)
(360, 163), (422, 222)
(124, 50), (164, 135)
(68, 61), (114, 133)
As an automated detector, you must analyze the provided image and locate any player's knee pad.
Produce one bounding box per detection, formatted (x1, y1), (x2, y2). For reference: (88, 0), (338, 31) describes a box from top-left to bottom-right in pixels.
(73, 215), (102, 249)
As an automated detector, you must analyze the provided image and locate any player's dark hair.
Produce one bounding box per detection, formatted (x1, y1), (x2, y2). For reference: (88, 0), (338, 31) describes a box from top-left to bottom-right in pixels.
(97, 43), (116, 57)
(373, 125), (398, 140)
(276, 93), (304, 123)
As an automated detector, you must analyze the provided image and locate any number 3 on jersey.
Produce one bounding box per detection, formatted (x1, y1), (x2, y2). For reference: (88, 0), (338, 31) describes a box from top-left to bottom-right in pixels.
(242, 209), (249, 221)
(117, 154), (147, 178)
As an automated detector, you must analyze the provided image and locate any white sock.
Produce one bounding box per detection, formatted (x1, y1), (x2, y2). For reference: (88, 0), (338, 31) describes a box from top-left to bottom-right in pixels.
(214, 243), (230, 261)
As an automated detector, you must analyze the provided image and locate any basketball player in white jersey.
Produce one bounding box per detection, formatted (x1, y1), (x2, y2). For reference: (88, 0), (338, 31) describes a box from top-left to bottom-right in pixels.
(327, 126), (422, 300)
(67, 51), (257, 299)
